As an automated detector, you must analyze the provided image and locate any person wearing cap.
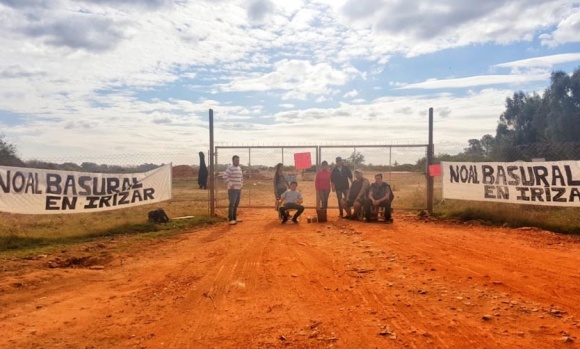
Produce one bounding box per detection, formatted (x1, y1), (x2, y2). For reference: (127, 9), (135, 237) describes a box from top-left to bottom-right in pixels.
(341, 169), (370, 220)
(330, 156), (353, 218)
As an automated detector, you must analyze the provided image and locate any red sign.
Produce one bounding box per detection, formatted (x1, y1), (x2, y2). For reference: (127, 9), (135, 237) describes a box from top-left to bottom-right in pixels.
(429, 164), (442, 176)
(294, 152), (312, 170)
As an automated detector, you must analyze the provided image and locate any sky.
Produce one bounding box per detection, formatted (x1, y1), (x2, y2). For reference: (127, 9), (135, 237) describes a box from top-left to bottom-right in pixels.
(0, 0), (580, 166)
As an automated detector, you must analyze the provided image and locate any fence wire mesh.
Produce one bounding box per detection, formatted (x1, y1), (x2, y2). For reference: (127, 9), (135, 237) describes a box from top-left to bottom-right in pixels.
(8, 141), (580, 218)
(215, 144), (430, 211)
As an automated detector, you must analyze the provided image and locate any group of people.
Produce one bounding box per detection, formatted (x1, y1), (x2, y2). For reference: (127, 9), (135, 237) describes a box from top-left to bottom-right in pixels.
(222, 154), (394, 225)
(275, 156), (394, 224)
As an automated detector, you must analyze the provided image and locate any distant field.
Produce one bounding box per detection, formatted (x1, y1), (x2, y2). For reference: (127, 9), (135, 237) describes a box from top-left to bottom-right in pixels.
(0, 178), (212, 252)
(214, 170), (432, 210)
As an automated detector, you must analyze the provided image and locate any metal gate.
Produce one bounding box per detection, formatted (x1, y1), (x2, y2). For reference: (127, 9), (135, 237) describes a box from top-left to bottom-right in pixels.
(212, 144), (430, 212)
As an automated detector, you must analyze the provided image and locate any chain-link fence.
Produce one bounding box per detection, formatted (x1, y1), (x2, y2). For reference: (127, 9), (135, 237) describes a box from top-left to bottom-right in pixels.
(214, 144), (430, 212)
(9, 140), (580, 218)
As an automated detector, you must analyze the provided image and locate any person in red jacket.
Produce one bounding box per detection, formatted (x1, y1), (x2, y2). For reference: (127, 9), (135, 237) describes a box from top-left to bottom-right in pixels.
(315, 160), (332, 209)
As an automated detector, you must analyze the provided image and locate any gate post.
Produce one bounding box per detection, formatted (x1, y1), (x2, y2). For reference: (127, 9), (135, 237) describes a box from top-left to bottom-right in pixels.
(209, 109), (216, 216)
(427, 107), (434, 215)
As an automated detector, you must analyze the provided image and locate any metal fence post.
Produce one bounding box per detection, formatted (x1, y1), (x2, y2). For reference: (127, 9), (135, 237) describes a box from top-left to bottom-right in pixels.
(427, 107), (434, 215)
(209, 109), (215, 217)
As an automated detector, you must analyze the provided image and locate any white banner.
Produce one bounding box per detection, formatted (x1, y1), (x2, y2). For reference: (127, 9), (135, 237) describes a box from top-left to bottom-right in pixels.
(0, 164), (172, 214)
(442, 161), (580, 207)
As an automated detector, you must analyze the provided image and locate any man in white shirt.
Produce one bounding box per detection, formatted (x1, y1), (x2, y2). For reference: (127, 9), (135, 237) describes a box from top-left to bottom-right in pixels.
(223, 155), (243, 225)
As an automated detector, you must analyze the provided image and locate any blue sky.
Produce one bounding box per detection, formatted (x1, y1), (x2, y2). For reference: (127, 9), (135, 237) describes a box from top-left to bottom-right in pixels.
(0, 0), (579, 165)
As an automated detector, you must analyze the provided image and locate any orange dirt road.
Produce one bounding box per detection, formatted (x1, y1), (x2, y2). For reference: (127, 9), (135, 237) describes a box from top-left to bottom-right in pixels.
(1, 210), (579, 348)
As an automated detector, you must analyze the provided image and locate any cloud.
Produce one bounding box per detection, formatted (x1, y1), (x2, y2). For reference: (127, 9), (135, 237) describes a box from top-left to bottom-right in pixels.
(398, 74), (550, 90)
(437, 107), (452, 118)
(0, 66), (46, 79)
(337, 0), (577, 56)
(343, 89), (358, 98)
(494, 53), (580, 70)
(78, 0), (174, 10)
(22, 15), (130, 52)
(0, 0), (55, 9)
(64, 120), (96, 129)
(341, 0), (383, 20)
(218, 59), (351, 99)
(152, 116), (172, 124)
(540, 9), (580, 47)
(246, 0), (275, 22)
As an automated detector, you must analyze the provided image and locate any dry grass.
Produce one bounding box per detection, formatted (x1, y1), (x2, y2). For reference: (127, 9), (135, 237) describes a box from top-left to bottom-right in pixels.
(434, 200), (580, 235)
(0, 179), (219, 253)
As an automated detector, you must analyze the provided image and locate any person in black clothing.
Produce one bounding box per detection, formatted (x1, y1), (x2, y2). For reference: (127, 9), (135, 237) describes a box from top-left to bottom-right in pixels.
(364, 173), (394, 223)
(198, 151), (208, 189)
(330, 156), (352, 218)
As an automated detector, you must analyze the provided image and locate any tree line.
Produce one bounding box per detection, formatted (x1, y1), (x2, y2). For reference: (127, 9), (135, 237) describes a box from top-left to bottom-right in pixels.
(458, 67), (580, 162)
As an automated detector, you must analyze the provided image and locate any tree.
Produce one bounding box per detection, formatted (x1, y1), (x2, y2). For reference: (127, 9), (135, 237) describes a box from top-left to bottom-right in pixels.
(480, 134), (495, 156)
(464, 139), (483, 156)
(347, 151), (365, 167)
(545, 70), (580, 142)
(0, 135), (24, 166)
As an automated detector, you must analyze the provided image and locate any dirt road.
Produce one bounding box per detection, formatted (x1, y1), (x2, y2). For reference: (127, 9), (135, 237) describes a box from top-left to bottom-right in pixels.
(1, 210), (579, 348)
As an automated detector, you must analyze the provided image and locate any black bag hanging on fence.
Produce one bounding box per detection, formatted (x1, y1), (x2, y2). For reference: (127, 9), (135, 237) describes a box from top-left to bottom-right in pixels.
(148, 208), (170, 223)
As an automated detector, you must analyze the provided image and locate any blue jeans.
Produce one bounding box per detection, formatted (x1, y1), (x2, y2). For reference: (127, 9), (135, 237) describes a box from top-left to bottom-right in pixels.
(228, 189), (241, 221)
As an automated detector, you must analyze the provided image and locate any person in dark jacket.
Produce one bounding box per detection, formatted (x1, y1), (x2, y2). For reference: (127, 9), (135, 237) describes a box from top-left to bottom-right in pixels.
(330, 156), (352, 218)
(198, 151), (208, 189)
(364, 173), (394, 223)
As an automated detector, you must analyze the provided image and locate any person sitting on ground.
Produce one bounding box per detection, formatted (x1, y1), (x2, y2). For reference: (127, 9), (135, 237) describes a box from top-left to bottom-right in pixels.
(364, 173), (394, 223)
(279, 181), (304, 224)
(341, 169), (370, 220)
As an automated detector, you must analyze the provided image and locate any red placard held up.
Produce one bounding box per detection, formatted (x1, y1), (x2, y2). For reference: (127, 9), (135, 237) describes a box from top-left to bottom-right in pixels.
(294, 152), (312, 170)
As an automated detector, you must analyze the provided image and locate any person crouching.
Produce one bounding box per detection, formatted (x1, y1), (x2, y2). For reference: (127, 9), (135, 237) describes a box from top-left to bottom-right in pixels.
(279, 181), (305, 224)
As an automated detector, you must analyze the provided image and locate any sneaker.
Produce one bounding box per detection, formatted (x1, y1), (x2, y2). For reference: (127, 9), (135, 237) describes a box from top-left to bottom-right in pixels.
(236, 219), (243, 223)
(385, 218), (393, 224)
(292, 218), (298, 224)
(281, 216), (288, 224)
(229, 220), (237, 225)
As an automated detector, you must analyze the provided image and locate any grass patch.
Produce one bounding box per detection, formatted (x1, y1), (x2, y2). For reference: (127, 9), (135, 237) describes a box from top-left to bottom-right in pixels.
(0, 179), (223, 255)
(0, 215), (224, 254)
(434, 200), (580, 235)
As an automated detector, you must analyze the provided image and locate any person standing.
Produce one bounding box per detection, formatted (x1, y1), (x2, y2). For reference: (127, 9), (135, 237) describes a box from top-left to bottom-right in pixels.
(314, 160), (332, 209)
(223, 155), (243, 225)
(273, 163), (289, 202)
(198, 151), (208, 189)
(330, 156), (352, 218)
